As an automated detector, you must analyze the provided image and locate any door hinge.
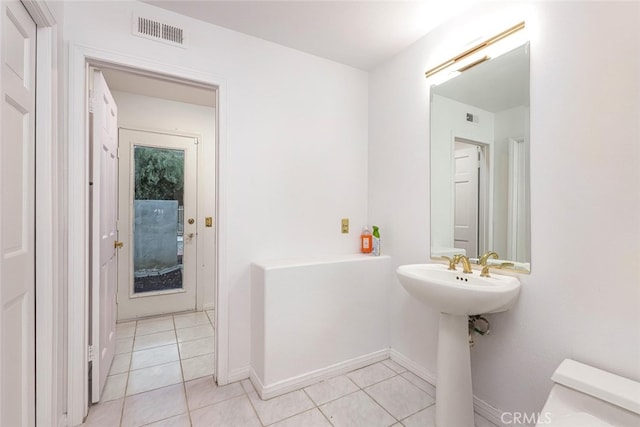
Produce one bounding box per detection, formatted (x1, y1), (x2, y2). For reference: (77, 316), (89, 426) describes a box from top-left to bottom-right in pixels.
(88, 345), (95, 362)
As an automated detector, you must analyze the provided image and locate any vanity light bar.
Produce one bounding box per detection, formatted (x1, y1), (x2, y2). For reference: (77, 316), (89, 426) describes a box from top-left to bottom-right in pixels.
(425, 21), (525, 79)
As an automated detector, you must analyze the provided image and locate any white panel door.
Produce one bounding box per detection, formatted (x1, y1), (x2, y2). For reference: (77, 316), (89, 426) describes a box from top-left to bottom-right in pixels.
(0, 1), (36, 425)
(117, 129), (198, 320)
(91, 70), (118, 402)
(454, 144), (479, 258)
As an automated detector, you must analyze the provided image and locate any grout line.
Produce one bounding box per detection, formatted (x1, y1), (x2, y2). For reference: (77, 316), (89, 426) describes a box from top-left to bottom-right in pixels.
(175, 313), (196, 427)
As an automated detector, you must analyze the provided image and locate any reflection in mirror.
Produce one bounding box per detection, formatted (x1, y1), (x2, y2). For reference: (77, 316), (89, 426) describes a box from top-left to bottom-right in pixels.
(430, 42), (530, 272)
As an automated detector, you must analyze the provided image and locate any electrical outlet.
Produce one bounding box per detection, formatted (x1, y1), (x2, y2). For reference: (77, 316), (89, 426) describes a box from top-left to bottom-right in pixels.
(341, 218), (349, 234)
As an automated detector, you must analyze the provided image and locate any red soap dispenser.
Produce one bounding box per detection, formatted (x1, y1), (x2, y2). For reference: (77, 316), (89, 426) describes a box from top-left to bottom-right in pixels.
(361, 226), (372, 254)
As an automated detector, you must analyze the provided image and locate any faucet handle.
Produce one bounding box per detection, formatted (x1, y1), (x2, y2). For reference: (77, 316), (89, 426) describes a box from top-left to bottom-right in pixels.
(480, 262), (514, 278)
(441, 256), (457, 271)
(479, 251), (500, 266)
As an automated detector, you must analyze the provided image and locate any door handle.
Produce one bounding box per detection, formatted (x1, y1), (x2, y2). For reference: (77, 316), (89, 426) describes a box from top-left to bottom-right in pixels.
(114, 241), (124, 249)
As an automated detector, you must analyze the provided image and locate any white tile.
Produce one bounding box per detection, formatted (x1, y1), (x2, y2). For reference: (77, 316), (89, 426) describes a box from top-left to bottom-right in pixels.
(116, 321), (136, 338)
(174, 312), (210, 329)
(144, 413), (191, 427)
(185, 376), (244, 410)
(364, 375), (433, 420)
(116, 337), (134, 354)
(83, 398), (123, 426)
(101, 373), (128, 402)
(176, 325), (214, 343)
(319, 390), (396, 427)
(346, 362), (396, 388)
(121, 383), (187, 427)
(181, 353), (215, 381)
(400, 372), (436, 397)
(178, 336), (214, 359)
(401, 405), (436, 427)
(126, 361), (182, 396)
(382, 359), (407, 374)
(190, 395), (261, 427)
(270, 408), (332, 427)
(109, 352), (131, 375)
(135, 317), (174, 336)
(133, 330), (176, 351)
(248, 390), (315, 426)
(304, 375), (359, 405)
(130, 344), (179, 371)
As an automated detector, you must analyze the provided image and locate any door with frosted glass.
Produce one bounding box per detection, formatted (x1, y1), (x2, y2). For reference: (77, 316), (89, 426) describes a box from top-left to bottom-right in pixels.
(117, 129), (197, 319)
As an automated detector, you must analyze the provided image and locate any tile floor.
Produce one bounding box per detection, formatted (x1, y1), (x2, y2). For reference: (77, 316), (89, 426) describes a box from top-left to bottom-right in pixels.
(82, 311), (497, 427)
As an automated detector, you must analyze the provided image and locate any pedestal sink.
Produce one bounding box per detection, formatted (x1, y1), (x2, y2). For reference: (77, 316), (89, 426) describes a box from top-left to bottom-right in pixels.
(396, 263), (520, 427)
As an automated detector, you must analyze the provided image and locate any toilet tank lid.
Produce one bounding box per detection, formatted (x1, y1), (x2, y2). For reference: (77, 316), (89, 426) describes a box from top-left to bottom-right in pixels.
(552, 359), (640, 415)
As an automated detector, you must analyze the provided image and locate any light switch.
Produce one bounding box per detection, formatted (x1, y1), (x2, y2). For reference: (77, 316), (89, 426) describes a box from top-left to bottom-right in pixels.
(341, 218), (349, 234)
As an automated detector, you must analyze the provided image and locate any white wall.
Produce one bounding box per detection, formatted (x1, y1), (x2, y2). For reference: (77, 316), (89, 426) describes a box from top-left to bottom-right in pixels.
(111, 91), (217, 310)
(370, 0), (640, 418)
(63, 1), (369, 378)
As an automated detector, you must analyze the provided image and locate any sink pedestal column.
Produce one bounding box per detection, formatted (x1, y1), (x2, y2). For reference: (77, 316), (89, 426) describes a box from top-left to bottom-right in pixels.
(436, 313), (475, 427)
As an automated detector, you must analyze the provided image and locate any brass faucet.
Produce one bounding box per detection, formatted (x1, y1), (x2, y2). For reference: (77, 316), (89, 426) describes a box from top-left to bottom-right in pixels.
(454, 254), (473, 274)
(441, 256), (457, 270)
(480, 262), (514, 277)
(479, 251), (499, 266)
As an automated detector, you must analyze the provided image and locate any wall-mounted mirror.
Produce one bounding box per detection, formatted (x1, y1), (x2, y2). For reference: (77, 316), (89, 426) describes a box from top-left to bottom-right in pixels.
(429, 40), (531, 272)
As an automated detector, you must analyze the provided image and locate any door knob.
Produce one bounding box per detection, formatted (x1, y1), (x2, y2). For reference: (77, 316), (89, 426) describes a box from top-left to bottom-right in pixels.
(114, 241), (124, 249)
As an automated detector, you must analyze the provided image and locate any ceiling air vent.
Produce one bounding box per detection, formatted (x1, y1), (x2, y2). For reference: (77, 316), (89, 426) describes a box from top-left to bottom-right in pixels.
(132, 14), (185, 48)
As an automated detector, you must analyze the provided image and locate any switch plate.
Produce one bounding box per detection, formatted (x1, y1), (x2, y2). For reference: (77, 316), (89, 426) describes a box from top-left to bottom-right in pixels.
(341, 218), (349, 234)
(205, 217), (213, 227)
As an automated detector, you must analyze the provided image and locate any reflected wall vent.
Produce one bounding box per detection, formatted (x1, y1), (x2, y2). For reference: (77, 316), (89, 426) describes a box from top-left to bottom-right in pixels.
(132, 14), (185, 48)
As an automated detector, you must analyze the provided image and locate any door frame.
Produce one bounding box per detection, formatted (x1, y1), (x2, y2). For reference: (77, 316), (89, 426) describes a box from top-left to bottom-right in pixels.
(67, 44), (229, 425)
(18, 1), (61, 426)
(451, 136), (493, 255)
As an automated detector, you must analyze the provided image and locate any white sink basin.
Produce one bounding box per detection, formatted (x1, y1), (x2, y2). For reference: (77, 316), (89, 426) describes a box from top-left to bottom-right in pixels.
(397, 263), (520, 315)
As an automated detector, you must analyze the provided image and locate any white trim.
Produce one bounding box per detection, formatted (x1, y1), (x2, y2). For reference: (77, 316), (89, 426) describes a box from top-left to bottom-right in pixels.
(29, 2), (60, 425)
(474, 396), (508, 427)
(228, 366), (252, 384)
(251, 349), (390, 400)
(21, 0), (56, 26)
(67, 45), (90, 425)
(389, 348), (438, 386)
(67, 43), (229, 423)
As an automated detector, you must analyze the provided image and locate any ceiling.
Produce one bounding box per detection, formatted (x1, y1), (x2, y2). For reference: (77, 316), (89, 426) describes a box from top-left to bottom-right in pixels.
(101, 67), (216, 107)
(144, 0), (480, 70)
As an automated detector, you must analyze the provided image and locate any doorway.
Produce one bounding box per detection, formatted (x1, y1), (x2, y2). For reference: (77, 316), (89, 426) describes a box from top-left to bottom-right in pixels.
(67, 45), (229, 425)
(453, 138), (489, 258)
(86, 63), (218, 407)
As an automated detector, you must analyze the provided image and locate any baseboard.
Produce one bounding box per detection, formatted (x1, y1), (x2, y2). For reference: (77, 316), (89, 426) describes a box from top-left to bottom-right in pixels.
(253, 349), (390, 400)
(227, 365), (251, 384)
(389, 348), (437, 386)
(473, 395), (505, 426)
(389, 348), (505, 426)
(202, 303), (215, 311)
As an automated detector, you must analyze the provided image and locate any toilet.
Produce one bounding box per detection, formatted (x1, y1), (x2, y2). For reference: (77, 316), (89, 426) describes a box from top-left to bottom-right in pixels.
(537, 359), (640, 426)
